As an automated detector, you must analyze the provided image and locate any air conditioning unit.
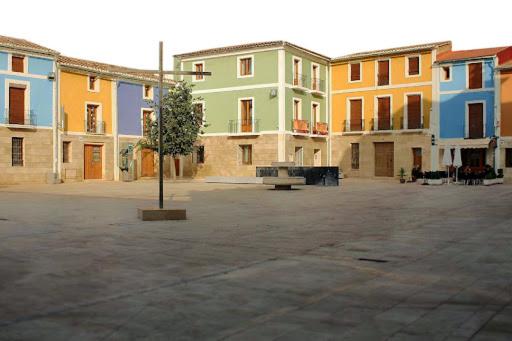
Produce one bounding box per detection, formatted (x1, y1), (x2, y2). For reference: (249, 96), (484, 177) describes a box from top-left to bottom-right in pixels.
(47, 72), (56, 81)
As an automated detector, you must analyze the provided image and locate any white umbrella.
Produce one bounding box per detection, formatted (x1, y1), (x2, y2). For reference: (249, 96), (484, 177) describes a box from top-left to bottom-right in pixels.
(453, 146), (462, 183)
(442, 147), (453, 184)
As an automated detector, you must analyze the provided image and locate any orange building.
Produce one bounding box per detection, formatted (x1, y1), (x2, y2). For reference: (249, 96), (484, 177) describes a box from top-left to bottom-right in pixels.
(330, 42), (451, 178)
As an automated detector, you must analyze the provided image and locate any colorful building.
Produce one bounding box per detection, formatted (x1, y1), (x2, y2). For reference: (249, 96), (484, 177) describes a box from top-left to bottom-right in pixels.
(0, 35), (58, 184)
(436, 47), (512, 173)
(497, 59), (512, 180)
(173, 41), (330, 177)
(330, 42), (451, 178)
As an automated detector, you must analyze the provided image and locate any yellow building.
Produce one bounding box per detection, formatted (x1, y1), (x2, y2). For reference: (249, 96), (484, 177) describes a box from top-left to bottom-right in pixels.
(330, 42), (451, 178)
(58, 56), (116, 181)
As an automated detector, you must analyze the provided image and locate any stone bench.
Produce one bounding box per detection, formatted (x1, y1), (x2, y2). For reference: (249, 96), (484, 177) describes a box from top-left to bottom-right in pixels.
(262, 162), (306, 190)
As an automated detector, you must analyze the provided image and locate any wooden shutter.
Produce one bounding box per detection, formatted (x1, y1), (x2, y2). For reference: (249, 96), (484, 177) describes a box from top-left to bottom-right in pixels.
(12, 56), (24, 73)
(350, 63), (360, 81)
(407, 95), (421, 129)
(9, 87), (25, 125)
(468, 63), (482, 89)
(378, 60), (389, 86)
(350, 99), (362, 131)
(377, 97), (391, 130)
(408, 56), (419, 75)
(468, 103), (484, 138)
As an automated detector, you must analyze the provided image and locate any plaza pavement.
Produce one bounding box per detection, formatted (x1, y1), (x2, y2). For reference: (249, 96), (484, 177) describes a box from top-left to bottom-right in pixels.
(0, 179), (511, 340)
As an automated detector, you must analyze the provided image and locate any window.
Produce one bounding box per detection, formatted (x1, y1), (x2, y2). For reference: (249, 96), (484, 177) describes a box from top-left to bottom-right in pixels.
(142, 110), (153, 136)
(506, 149), (512, 168)
(295, 147), (303, 166)
(12, 137), (23, 166)
(406, 94), (422, 129)
(62, 141), (71, 163)
(293, 57), (302, 86)
(407, 56), (420, 76)
(11, 56), (25, 73)
(351, 143), (359, 170)
(143, 85), (152, 99)
(349, 98), (363, 131)
(350, 62), (361, 82)
(196, 146), (205, 164)
(238, 56), (253, 77)
(442, 66), (451, 81)
(468, 62), (483, 89)
(377, 60), (390, 86)
(86, 104), (99, 133)
(88, 76), (98, 91)
(193, 62), (204, 81)
(293, 98), (301, 120)
(240, 145), (252, 165)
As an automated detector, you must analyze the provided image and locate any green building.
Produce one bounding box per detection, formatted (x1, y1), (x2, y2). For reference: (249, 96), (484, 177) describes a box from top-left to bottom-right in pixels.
(174, 41), (330, 177)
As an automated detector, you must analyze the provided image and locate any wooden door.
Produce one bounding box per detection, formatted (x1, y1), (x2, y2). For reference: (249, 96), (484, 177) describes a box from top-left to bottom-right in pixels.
(377, 97), (390, 130)
(9, 87), (25, 124)
(350, 99), (362, 131)
(468, 103), (484, 138)
(174, 158), (180, 177)
(374, 142), (394, 177)
(141, 148), (155, 177)
(412, 148), (422, 170)
(241, 99), (252, 132)
(84, 144), (102, 179)
(407, 94), (421, 129)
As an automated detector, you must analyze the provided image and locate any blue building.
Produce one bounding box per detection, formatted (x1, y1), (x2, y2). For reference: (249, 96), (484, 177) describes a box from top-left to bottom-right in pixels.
(0, 35), (58, 184)
(436, 47), (512, 171)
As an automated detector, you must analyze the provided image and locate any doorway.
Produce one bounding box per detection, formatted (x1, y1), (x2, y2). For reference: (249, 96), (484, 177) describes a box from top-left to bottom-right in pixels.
(374, 142), (394, 177)
(84, 144), (102, 179)
(141, 148), (155, 177)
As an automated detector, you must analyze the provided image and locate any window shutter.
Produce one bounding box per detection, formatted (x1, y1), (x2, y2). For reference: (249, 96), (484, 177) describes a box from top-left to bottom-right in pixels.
(468, 63), (482, 89)
(408, 57), (419, 75)
(350, 63), (360, 81)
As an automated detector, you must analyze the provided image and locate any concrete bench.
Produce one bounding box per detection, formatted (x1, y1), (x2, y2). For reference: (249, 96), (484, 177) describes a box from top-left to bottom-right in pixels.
(262, 162), (305, 190)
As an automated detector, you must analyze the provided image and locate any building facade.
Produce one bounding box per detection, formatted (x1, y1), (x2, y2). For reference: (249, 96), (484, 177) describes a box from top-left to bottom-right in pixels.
(0, 35), (58, 184)
(436, 47), (512, 173)
(174, 41), (330, 177)
(330, 42), (451, 178)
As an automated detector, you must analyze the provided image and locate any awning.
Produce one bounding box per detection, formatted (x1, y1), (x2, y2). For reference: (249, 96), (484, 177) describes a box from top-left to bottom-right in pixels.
(438, 138), (490, 149)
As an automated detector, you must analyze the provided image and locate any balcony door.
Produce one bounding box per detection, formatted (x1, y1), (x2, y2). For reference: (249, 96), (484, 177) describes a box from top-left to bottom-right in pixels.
(9, 86), (25, 125)
(240, 99), (253, 132)
(377, 97), (391, 130)
(468, 103), (484, 139)
(349, 99), (363, 131)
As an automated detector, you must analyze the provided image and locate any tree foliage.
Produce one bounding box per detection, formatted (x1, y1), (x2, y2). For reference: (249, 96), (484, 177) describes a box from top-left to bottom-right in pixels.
(138, 81), (204, 157)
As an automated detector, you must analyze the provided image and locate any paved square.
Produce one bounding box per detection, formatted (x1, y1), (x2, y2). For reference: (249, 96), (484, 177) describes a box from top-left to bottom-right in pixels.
(0, 180), (511, 340)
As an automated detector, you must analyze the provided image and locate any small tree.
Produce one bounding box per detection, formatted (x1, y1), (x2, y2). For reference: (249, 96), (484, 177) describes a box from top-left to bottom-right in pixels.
(138, 81), (204, 158)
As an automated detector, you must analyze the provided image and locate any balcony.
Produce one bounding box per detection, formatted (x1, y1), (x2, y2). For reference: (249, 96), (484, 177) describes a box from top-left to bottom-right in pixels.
(312, 122), (328, 136)
(292, 74), (308, 91)
(371, 118), (393, 132)
(343, 119), (365, 133)
(310, 78), (326, 96)
(292, 119), (310, 134)
(228, 119), (260, 135)
(3, 109), (37, 128)
(85, 120), (106, 134)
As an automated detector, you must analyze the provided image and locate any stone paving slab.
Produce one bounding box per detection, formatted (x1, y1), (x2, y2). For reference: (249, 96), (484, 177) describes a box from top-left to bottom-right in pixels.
(0, 179), (511, 340)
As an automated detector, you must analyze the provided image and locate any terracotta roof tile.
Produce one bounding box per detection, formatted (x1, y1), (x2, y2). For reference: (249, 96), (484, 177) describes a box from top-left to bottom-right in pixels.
(58, 55), (173, 84)
(0, 34), (58, 56)
(437, 47), (508, 62)
(332, 41), (452, 62)
(174, 41), (330, 61)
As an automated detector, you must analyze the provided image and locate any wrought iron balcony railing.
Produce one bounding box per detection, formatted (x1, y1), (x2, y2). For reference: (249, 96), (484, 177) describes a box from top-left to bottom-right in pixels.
(228, 119), (260, 134)
(3, 109), (37, 126)
(84, 120), (106, 134)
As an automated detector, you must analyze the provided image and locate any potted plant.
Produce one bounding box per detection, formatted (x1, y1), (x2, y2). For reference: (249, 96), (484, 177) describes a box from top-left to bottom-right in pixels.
(398, 167), (406, 183)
